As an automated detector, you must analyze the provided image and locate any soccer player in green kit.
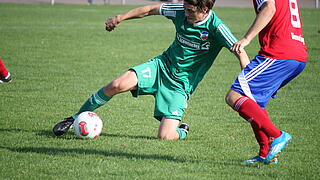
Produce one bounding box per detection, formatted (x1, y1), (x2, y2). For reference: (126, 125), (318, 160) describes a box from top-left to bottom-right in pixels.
(53, 0), (250, 140)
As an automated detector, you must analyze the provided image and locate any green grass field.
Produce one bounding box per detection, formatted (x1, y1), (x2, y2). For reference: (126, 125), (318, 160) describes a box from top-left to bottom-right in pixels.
(0, 3), (319, 179)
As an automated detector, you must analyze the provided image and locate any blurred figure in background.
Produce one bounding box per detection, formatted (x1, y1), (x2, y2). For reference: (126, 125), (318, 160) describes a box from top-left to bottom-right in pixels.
(0, 58), (12, 83)
(88, 0), (107, 5)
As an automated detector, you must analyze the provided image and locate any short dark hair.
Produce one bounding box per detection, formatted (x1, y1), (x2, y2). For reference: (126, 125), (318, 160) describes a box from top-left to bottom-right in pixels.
(184, 0), (216, 10)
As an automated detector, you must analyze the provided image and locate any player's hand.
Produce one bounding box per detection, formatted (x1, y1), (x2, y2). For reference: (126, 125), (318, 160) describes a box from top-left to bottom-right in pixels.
(231, 38), (250, 54)
(105, 16), (119, 32)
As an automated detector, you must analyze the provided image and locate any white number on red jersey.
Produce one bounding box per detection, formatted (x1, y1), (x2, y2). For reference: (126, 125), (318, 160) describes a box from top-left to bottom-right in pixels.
(289, 0), (301, 28)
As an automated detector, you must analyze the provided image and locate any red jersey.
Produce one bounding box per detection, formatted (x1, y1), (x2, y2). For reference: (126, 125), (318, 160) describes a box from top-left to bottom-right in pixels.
(253, 0), (308, 62)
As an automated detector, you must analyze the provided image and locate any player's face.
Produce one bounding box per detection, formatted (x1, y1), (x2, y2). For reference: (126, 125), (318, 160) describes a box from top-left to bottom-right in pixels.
(184, 3), (208, 24)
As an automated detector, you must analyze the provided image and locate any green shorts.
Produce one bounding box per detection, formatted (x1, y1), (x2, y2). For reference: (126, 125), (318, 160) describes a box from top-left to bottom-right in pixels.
(130, 56), (187, 121)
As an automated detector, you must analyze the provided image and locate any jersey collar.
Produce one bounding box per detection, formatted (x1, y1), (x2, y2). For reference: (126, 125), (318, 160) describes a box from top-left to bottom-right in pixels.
(193, 10), (212, 26)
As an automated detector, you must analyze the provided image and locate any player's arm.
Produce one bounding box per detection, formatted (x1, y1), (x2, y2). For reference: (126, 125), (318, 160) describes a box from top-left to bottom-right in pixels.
(105, 4), (161, 32)
(233, 50), (250, 69)
(231, 0), (276, 53)
(215, 23), (250, 69)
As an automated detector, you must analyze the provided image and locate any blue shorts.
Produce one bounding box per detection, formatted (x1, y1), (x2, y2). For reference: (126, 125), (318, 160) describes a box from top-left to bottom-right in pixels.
(231, 55), (306, 108)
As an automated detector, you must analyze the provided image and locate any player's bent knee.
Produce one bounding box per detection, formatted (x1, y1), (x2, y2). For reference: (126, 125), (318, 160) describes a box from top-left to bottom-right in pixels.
(108, 79), (126, 93)
(107, 71), (137, 94)
(225, 89), (242, 108)
(106, 81), (119, 94)
(225, 92), (233, 107)
(157, 131), (179, 140)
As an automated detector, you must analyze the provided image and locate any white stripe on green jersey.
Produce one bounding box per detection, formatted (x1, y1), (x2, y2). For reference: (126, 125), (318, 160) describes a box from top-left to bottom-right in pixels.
(161, 3), (184, 10)
(158, 3), (239, 95)
(160, 3), (184, 17)
(217, 24), (238, 47)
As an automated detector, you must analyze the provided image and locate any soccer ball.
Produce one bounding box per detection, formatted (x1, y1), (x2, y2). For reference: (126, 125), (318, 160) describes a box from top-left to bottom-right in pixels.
(73, 111), (103, 139)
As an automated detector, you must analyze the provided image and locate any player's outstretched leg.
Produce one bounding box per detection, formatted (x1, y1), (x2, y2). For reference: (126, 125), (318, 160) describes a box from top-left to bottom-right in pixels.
(53, 116), (75, 136)
(52, 87), (111, 136)
(264, 131), (292, 164)
(52, 70), (138, 136)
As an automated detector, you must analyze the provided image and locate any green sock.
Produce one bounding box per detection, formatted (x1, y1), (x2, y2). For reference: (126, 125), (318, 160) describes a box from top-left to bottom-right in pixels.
(75, 88), (111, 117)
(176, 128), (187, 140)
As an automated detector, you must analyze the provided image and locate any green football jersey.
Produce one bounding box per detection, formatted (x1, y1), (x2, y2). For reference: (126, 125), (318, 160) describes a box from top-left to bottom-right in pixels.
(159, 3), (238, 95)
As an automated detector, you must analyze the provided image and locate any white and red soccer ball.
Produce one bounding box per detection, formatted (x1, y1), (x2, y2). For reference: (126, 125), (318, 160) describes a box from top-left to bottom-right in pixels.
(73, 111), (103, 139)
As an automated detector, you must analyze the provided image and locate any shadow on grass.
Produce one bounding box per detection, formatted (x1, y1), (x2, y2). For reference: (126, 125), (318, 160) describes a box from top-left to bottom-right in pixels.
(218, 160), (263, 169)
(0, 128), (68, 139)
(0, 145), (190, 163)
(101, 133), (158, 140)
(36, 129), (158, 140)
(0, 128), (157, 140)
(0, 128), (186, 162)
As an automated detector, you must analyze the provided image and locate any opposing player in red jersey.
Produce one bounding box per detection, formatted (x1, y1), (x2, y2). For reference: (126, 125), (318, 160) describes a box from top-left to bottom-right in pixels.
(226, 0), (308, 164)
(0, 58), (12, 83)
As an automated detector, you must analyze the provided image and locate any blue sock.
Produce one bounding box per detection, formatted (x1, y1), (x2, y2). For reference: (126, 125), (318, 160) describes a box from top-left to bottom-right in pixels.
(176, 128), (187, 140)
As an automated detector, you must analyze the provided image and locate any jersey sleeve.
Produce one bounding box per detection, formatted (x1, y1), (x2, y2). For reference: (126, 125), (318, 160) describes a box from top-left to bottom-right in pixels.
(216, 23), (238, 49)
(159, 3), (185, 20)
(255, 0), (275, 11)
